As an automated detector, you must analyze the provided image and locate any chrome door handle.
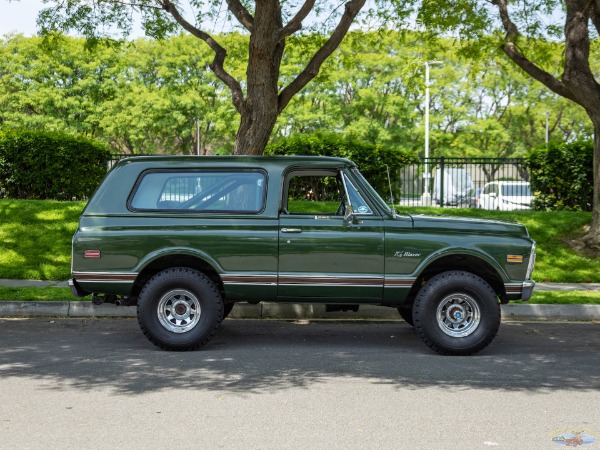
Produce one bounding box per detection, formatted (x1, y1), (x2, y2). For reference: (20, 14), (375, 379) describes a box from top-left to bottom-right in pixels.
(281, 228), (302, 233)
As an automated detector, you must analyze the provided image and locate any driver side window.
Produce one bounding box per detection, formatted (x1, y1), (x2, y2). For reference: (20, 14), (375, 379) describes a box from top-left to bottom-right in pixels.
(285, 172), (345, 215)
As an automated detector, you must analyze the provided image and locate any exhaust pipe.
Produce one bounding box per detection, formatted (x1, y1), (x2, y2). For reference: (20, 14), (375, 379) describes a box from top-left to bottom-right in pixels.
(115, 297), (136, 307)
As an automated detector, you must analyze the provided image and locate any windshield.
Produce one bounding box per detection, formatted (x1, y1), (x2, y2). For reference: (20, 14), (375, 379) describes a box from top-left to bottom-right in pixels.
(351, 169), (392, 214)
(502, 184), (532, 197)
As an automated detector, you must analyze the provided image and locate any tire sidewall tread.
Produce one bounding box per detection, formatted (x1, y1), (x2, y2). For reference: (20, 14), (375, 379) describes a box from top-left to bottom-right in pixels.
(137, 267), (223, 351)
(413, 270), (500, 356)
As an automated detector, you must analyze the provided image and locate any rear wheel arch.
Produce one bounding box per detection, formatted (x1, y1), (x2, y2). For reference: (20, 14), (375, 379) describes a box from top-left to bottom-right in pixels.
(132, 254), (224, 300)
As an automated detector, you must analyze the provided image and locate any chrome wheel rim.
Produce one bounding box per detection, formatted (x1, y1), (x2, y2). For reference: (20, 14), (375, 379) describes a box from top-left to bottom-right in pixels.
(436, 293), (481, 338)
(157, 289), (201, 333)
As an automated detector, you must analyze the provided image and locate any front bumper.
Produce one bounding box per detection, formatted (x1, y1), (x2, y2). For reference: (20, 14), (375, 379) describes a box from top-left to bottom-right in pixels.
(521, 279), (535, 301)
(504, 279), (535, 302)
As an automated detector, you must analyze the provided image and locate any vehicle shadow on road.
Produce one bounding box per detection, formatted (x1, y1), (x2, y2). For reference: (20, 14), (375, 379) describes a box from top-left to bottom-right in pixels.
(0, 318), (598, 395)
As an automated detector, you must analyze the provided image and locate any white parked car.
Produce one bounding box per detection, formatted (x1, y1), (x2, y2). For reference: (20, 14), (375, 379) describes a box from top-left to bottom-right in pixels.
(479, 181), (533, 211)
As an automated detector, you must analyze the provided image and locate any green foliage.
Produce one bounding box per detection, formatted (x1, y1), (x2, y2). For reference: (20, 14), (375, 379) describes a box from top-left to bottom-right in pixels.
(0, 130), (110, 200)
(265, 132), (419, 197)
(527, 141), (593, 211)
(0, 33), (592, 157)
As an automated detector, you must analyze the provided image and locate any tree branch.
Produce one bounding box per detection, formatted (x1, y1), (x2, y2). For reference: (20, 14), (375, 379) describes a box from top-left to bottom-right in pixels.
(501, 42), (575, 100)
(160, 0), (246, 113)
(225, 0), (254, 32)
(277, 0), (316, 41)
(278, 0), (366, 112)
(490, 0), (519, 41)
(491, 0), (575, 102)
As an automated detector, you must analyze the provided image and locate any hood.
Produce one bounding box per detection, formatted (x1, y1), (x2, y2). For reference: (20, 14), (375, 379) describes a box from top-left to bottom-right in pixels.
(408, 214), (530, 238)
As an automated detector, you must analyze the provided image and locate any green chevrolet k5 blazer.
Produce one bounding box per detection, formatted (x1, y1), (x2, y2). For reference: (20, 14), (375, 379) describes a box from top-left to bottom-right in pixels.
(69, 156), (536, 355)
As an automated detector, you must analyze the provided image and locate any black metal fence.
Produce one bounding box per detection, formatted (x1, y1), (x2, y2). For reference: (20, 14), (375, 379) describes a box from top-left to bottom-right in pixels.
(397, 157), (529, 208)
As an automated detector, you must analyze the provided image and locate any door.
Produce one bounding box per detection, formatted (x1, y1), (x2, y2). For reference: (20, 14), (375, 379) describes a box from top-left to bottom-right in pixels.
(277, 169), (384, 302)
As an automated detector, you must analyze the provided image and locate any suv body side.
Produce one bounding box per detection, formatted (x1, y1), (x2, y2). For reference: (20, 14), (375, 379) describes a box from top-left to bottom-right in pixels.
(70, 156), (536, 355)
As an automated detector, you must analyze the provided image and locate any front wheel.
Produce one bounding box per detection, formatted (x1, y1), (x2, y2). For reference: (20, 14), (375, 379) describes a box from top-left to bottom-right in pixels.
(137, 268), (224, 351)
(413, 271), (500, 356)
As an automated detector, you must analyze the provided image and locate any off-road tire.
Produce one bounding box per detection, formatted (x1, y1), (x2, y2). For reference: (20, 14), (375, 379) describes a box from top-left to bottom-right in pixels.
(413, 271), (500, 356)
(137, 268), (223, 351)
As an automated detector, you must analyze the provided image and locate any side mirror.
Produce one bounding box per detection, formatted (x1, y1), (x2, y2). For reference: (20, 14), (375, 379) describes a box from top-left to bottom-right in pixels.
(344, 204), (354, 222)
(343, 205), (362, 225)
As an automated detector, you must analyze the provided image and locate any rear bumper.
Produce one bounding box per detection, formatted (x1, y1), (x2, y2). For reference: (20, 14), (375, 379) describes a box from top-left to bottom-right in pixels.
(68, 279), (91, 298)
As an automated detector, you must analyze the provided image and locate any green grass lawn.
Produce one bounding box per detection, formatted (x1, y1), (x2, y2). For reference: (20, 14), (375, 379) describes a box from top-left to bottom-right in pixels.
(0, 286), (76, 301)
(1, 199), (599, 283)
(0, 200), (85, 280)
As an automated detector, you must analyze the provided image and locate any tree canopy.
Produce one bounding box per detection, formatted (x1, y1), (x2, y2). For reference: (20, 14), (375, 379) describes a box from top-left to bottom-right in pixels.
(37, 0), (414, 154)
(0, 32), (590, 157)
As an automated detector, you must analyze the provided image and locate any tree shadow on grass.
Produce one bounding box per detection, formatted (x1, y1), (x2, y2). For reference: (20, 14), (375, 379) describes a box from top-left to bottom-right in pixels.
(0, 318), (599, 396)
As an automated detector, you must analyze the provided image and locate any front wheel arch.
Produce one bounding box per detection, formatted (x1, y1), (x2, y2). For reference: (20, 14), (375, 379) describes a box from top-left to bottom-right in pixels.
(411, 254), (505, 301)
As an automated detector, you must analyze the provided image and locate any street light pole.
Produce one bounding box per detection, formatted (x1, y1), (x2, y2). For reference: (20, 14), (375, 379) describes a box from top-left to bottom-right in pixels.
(196, 119), (201, 156)
(422, 61), (443, 206)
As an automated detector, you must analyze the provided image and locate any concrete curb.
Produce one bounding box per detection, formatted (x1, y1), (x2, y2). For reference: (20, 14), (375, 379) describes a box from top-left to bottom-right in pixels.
(1, 301), (599, 321)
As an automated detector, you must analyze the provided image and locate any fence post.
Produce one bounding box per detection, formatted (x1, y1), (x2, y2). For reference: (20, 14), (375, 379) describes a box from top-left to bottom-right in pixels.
(439, 156), (445, 208)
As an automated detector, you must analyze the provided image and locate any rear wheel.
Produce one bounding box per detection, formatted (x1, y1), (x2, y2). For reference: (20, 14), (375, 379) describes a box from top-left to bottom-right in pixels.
(137, 268), (223, 351)
(413, 271), (500, 356)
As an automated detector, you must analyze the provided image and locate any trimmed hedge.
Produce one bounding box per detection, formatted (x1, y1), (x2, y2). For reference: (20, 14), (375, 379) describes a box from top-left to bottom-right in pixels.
(527, 140), (593, 211)
(0, 130), (111, 200)
(265, 133), (419, 198)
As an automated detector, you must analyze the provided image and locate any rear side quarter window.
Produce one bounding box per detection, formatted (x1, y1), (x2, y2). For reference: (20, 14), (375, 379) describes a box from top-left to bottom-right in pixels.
(129, 170), (266, 213)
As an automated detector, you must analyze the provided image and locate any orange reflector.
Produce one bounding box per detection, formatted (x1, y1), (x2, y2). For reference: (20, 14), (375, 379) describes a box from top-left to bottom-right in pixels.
(84, 250), (101, 259)
(507, 255), (523, 264)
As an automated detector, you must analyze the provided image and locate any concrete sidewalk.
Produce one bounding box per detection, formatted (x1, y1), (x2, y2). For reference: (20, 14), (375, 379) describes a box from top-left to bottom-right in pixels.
(1, 279), (600, 321)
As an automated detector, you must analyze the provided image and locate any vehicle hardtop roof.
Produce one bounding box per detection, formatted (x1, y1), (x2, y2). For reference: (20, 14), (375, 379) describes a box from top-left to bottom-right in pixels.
(115, 155), (356, 169)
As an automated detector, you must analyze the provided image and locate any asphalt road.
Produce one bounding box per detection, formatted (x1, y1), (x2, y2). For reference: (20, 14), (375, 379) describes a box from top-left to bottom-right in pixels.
(1, 318), (599, 449)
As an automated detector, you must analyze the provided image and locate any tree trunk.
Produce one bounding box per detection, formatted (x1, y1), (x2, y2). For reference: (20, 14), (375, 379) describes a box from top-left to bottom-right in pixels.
(583, 117), (600, 249)
(230, 0), (283, 155)
(234, 109), (279, 155)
